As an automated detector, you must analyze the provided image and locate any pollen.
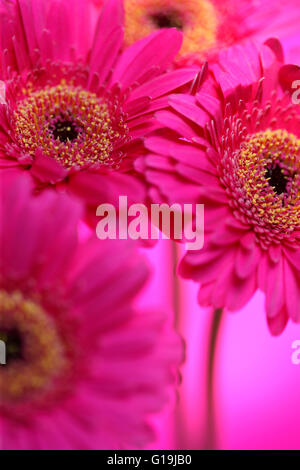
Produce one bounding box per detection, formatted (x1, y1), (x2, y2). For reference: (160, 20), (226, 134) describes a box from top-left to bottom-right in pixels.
(224, 129), (300, 241)
(0, 290), (66, 402)
(124, 0), (218, 60)
(12, 82), (128, 170)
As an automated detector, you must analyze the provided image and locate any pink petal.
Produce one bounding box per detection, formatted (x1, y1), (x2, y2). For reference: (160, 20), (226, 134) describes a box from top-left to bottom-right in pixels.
(264, 256), (284, 318)
(30, 150), (68, 184)
(88, 0), (123, 86)
(284, 257), (300, 322)
(155, 110), (196, 139)
(111, 29), (182, 89)
(226, 271), (257, 311)
(235, 242), (260, 280)
(267, 309), (288, 336)
(169, 94), (209, 128)
(129, 68), (198, 101)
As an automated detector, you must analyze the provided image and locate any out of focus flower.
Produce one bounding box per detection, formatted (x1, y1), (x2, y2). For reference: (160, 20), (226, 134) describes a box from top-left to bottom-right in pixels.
(0, 0), (197, 224)
(94, 0), (300, 66)
(0, 173), (183, 449)
(137, 39), (300, 335)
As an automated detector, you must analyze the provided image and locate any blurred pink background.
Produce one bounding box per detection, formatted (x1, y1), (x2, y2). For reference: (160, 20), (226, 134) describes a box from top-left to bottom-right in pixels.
(137, 241), (300, 450)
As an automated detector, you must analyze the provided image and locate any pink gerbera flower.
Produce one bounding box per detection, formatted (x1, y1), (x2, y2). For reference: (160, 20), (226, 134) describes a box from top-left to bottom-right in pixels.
(94, 0), (300, 67)
(0, 0), (197, 224)
(138, 39), (300, 335)
(0, 173), (182, 450)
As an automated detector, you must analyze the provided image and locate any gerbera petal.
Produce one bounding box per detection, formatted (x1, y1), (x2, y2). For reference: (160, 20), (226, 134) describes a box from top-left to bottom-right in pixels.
(197, 282), (215, 308)
(235, 242), (261, 280)
(284, 257), (300, 322)
(0, 175), (82, 287)
(279, 64), (300, 94)
(46, 1), (72, 62)
(283, 246), (300, 271)
(211, 43), (261, 99)
(225, 270), (257, 311)
(210, 262), (235, 309)
(155, 110), (196, 139)
(169, 94), (210, 128)
(111, 28), (182, 89)
(129, 68), (198, 101)
(30, 150), (68, 184)
(88, 0), (124, 86)
(266, 308), (288, 336)
(0, 173), (183, 450)
(68, 169), (146, 208)
(264, 255), (285, 318)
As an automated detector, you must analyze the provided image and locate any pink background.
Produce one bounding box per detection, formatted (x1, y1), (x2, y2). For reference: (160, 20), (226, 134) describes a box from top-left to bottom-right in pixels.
(138, 240), (300, 450)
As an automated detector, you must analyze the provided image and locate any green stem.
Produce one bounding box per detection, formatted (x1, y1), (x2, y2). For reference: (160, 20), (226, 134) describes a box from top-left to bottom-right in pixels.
(204, 308), (224, 450)
(171, 241), (184, 449)
(172, 241), (181, 330)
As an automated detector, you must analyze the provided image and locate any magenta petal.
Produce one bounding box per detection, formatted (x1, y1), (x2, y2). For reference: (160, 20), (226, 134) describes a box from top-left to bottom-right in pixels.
(235, 243), (261, 280)
(111, 28), (182, 89)
(88, 0), (123, 87)
(283, 246), (300, 271)
(46, 1), (72, 62)
(169, 94), (209, 128)
(264, 256), (284, 318)
(30, 150), (68, 184)
(264, 38), (284, 62)
(284, 257), (300, 322)
(0, 174), (82, 286)
(129, 68), (198, 101)
(68, 169), (146, 207)
(267, 309), (288, 336)
(175, 163), (219, 186)
(226, 271), (257, 311)
(279, 64), (300, 94)
(155, 110), (196, 140)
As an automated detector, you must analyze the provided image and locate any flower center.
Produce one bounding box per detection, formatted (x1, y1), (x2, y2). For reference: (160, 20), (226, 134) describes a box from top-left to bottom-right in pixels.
(124, 0), (218, 61)
(0, 328), (23, 363)
(0, 290), (67, 403)
(51, 118), (81, 143)
(224, 129), (300, 240)
(12, 81), (128, 170)
(265, 163), (289, 196)
(150, 10), (183, 29)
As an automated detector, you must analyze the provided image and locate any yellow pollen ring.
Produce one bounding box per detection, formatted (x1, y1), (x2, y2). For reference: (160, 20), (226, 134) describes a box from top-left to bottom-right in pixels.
(0, 290), (66, 402)
(236, 129), (300, 232)
(13, 82), (128, 170)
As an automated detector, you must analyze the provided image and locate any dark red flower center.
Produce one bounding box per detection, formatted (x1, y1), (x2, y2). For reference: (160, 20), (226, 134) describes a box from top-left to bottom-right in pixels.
(265, 163), (290, 196)
(51, 117), (81, 143)
(150, 10), (183, 29)
(0, 328), (23, 363)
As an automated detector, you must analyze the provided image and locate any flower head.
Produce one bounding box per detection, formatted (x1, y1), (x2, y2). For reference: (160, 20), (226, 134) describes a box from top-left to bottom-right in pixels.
(94, 0), (300, 66)
(124, 0), (218, 65)
(0, 0), (197, 223)
(0, 173), (182, 449)
(138, 40), (300, 335)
